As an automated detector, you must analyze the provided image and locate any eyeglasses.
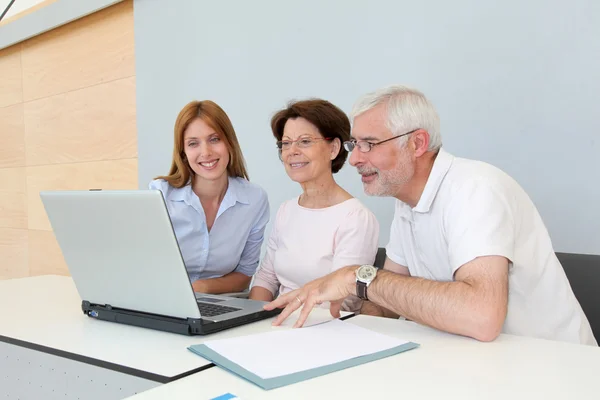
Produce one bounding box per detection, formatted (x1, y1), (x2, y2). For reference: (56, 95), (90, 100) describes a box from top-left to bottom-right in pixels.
(343, 128), (419, 153)
(276, 137), (332, 151)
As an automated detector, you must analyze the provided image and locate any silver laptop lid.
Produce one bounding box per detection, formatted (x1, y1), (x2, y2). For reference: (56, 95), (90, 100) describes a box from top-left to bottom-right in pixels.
(40, 190), (201, 319)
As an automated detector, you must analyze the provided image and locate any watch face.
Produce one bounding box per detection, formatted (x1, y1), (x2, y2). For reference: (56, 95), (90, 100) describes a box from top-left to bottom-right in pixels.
(357, 265), (376, 281)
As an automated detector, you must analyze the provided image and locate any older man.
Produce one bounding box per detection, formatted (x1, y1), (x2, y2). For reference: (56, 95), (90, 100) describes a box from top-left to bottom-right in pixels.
(265, 84), (597, 346)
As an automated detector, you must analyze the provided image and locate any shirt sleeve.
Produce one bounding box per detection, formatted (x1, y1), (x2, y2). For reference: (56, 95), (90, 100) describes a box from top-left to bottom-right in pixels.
(233, 189), (271, 276)
(332, 205), (380, 312)
(444, 181), (516, 275)
(385, 200), (408, 266)
(148, 179), (168, 199)
(148, 179), (161, 190)
(250, 204), (283, 295)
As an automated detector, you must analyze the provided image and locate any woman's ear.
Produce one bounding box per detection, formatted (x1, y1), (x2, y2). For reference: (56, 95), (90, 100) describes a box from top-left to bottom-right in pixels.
(330, 138), (341, 160)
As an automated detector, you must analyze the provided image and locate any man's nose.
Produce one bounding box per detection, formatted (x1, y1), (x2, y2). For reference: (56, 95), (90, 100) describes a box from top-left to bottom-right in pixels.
(349, 148), (363, 167)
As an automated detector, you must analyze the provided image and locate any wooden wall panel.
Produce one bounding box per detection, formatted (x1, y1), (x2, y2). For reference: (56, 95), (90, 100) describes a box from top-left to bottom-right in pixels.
(24, 76), (137, 166)
(28, 229), (68, 276)
(20, 0), (134, 102)
(0, 228), (28, 279)
(0, 103), (26, 168)
(0, 44), (23, 107)
(0, 0), (136, 280)
(26, 159), (138, 231)
(0, 168), (27, 229)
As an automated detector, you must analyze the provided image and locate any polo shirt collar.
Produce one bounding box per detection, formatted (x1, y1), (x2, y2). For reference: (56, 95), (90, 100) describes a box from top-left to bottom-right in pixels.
(413, 147), (454, 213)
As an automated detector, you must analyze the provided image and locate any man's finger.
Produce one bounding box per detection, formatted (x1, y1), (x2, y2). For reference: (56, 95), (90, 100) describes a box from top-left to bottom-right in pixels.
(271, 294), (304, 326)
(330, 299), (343, 319)
(293, 296), (318, 328)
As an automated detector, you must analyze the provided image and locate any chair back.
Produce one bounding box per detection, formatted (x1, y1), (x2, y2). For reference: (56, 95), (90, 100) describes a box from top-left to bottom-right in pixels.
(556, 252), (600, 342)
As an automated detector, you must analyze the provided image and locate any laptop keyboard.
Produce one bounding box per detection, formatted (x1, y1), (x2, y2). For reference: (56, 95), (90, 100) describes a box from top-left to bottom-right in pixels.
(197, 302), (241, 317)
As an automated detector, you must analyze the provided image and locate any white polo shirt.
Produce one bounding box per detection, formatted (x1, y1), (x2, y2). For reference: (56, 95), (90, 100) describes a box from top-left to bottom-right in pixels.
(386, 148), (597, 346)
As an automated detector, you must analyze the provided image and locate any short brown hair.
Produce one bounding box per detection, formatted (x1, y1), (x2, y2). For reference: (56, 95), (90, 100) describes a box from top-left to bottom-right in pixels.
(270, 99), (350, 174)
(157, 100), (249, 187)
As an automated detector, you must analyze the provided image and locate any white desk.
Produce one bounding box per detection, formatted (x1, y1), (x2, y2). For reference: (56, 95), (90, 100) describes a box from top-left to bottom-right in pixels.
(0, 275), (341, 399)
(127, 315), (600, 400)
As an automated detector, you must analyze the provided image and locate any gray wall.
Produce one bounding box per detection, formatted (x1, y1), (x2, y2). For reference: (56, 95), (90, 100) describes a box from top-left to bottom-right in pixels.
(134, 0), (600, 255)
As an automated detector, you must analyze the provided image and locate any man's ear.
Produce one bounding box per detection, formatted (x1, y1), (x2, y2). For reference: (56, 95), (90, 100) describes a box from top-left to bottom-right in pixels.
(412, 129), (430, 157)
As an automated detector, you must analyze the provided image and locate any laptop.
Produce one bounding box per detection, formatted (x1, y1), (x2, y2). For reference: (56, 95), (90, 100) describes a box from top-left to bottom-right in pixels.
(39, 189), (281, 335)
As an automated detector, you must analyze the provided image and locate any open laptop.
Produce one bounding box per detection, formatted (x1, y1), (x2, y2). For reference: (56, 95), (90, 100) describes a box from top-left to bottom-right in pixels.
(39, 189), (281, 335)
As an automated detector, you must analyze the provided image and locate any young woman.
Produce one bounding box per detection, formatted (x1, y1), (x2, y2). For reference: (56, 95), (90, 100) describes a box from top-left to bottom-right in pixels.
(150, 100), (269, 294)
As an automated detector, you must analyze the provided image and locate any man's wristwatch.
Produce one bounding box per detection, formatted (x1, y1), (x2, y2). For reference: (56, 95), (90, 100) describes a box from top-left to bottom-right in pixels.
(355, 264), (378, 300)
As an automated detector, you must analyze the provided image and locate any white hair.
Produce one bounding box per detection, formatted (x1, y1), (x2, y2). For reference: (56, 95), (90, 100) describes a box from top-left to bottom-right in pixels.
(350, 84), (442, 151)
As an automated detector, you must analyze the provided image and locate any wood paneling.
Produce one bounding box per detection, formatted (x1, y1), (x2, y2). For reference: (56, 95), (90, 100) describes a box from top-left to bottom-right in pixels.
(0, 0), (136, 280)
(0, 44), (23, 108)
(0, 103), (26, 168)
(24, 76), (137, 166)
(0, 0), (59, 27)
(0, 167), (27, 229)
(0, 228), (28, 279)
(26, 158), (138, 231)
(28, 229), (68, 276)
(20, 0), (134, 101)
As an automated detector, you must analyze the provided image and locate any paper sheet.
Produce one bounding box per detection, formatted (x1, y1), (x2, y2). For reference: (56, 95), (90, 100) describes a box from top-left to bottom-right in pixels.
(202, 319), (411, 379)
(272, 306), (347, 329)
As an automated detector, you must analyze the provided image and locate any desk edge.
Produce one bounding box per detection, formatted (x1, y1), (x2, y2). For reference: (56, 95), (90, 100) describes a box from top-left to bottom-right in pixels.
(0, 334), (214, 383)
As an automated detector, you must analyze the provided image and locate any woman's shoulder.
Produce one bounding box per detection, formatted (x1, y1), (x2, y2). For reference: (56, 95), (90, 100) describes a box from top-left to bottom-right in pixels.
(267, 197), (301, 221)
(149, 178), (192, 199)
(340, 198), (378, 220)
(148, 178), (170, 192)
(335, 199), (379, 236)
(231, 177), (268, 204)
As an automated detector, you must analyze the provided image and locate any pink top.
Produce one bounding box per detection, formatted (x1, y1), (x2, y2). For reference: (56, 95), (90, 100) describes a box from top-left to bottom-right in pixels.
(252, 197), (379, 312)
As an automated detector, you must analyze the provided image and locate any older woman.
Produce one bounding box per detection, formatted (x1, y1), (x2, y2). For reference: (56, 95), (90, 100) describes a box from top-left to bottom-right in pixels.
(249, 99), (379, 312)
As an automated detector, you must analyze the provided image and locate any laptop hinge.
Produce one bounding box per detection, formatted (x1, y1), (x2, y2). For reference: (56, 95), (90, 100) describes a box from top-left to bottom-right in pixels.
(81, 300), (112, 313)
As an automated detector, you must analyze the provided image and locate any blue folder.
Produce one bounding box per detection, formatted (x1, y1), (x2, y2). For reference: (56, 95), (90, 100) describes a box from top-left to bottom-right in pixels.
(188, 340), (419, 390)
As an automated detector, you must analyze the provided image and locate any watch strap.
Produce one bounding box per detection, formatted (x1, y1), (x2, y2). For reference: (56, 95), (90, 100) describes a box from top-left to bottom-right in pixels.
(356, 280), (368, 300)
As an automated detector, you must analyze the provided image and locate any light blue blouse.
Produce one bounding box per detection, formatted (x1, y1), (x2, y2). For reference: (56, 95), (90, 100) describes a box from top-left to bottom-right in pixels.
(149, 177), (270, 281)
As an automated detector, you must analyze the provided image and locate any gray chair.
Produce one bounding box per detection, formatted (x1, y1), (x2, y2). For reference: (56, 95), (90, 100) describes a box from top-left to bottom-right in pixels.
(372, 247), (600, 342)
(374, 247), (387, 269)
(556, 252), (600, 342)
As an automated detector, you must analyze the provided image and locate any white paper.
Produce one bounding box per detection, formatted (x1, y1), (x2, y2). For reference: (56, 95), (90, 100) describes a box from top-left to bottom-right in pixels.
(273, 307), (349, 329)
(202, 319), (410, 379)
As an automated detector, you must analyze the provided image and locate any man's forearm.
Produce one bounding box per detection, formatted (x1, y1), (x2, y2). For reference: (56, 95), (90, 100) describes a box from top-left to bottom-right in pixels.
(367, 270), (504, 341)
(359, 300), (399, 318)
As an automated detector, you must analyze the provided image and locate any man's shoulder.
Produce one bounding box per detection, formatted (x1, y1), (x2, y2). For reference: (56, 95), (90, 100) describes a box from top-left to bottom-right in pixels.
(443, 156), (520, 196)
(435, 155), (537, 226)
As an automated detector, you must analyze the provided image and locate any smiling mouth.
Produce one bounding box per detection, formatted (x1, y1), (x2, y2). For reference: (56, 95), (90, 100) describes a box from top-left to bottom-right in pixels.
(198, 160), (219, 170)
(360, 171), (378, 183)
(289, 162), (308, 169)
